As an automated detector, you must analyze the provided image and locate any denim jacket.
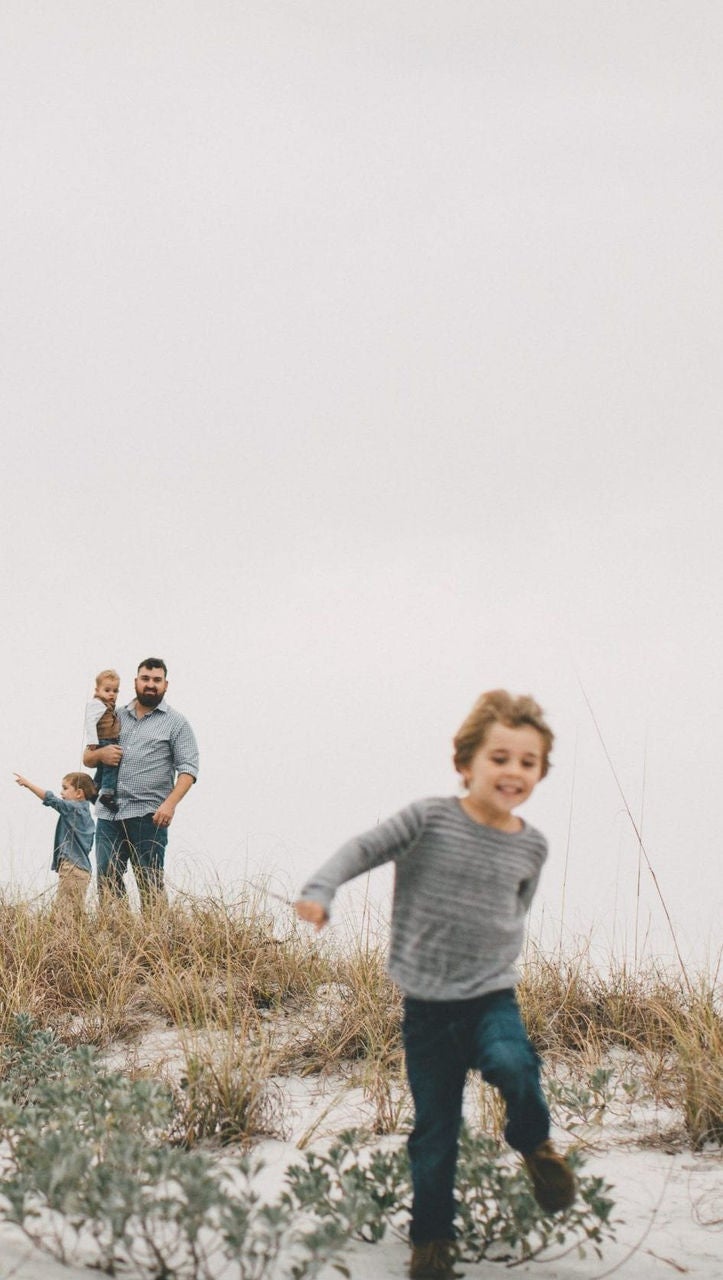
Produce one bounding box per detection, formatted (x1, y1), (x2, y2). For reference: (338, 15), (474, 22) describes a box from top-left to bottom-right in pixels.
(43, 792), (94, 874)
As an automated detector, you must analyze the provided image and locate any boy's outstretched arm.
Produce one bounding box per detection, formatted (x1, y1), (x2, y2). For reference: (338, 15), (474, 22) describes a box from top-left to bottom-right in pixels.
(295, 899), (329, 931)
(14, 774), (46, 801)
(295, 803), (426, 934)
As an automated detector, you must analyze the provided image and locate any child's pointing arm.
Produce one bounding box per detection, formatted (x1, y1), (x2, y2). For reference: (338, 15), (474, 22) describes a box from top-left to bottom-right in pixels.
(13, 774), (46, 801)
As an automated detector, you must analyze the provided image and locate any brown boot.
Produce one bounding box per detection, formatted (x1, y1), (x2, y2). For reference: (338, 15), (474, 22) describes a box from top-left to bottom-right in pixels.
(523, 1139), (576, 1212)
(409, 1239), (460, 1279)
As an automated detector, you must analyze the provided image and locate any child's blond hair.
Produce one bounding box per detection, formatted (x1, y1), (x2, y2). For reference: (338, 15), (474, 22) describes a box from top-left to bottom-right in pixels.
(453, 690), (554, 779)
(95, 668), (120, 687)
(63, 772), (98, 801)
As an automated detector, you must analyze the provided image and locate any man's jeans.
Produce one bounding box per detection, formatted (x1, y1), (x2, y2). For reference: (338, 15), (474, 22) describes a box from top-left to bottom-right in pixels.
(95, 815), (168, 910)
(402, 988), (550, 1244)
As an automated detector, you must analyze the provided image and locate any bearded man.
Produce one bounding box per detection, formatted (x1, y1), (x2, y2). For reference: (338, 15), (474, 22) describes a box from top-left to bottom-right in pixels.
(84, 657), (199, 909)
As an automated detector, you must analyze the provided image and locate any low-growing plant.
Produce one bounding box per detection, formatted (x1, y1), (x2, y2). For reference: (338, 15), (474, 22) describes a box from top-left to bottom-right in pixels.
(453, 1128), (616, 1263)
(546, 1065), (616, 1137)
(0, 1019), (618, 1274)
(284, 1126), (617, 1264)
(0, 1017), (346, 1279)
(284, 1130), (408, 1244)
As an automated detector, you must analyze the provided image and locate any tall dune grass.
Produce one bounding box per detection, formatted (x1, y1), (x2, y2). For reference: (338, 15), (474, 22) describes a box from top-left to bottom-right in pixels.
(0, 887), (720, 1151)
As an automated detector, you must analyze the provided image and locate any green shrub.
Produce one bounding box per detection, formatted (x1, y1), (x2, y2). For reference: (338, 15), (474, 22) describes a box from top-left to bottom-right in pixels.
(0, 1016), (344, 1279)
(284, 1126), (617, 1264)
(0, 1017), (617, 1276)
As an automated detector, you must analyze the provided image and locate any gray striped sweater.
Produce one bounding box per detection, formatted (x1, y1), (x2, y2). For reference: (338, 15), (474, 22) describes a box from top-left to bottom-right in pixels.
(299, 796), (548, 1001)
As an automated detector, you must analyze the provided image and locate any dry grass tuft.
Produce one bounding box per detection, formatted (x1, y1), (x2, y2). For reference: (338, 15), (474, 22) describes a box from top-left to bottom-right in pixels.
(275, 941), (401, 1070)
(0, 888), (327, 1047)
(0, 888), (720, 1156)
(520, 943), (690, 1058)
(519, 943), (723, 1146)
(274, 931), (405, 1133)
(171, 1026), (286, 1147)
(654, 982), (723, 1149)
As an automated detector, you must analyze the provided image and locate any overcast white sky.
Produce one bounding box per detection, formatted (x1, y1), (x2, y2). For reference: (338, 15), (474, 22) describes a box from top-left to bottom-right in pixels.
(2, 2), (722, 969)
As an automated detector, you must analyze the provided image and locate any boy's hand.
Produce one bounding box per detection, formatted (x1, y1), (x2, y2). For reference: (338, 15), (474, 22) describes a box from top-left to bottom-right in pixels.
(295, 899), (329, 931)
(13, 773), (45, 801)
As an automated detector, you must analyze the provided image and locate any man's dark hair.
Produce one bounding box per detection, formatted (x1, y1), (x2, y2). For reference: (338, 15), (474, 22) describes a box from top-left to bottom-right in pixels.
(137, 657), (168, 677)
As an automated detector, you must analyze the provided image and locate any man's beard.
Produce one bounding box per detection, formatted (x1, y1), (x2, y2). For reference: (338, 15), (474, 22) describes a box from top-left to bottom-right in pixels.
(136, 689), (164, 708)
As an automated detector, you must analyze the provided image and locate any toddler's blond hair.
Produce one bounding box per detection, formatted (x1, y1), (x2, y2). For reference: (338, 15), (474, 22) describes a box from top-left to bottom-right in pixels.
(95, 668), (120, 687)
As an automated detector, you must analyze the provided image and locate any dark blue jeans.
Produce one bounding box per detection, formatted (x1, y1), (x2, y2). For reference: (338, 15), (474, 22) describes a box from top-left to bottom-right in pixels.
(402, 988), (550, 1244)
(94, 737), (120, 794)
(95, 815), (168, 910)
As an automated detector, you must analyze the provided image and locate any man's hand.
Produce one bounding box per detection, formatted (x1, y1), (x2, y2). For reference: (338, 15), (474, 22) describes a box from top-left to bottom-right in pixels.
(93, 745), (123, 766)
(152, 799), (176, 828)
(294, 899), (329, 931)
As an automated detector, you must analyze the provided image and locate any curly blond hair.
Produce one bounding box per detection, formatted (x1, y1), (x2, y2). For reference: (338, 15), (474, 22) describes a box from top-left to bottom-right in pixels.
(452, 689), (554, 779)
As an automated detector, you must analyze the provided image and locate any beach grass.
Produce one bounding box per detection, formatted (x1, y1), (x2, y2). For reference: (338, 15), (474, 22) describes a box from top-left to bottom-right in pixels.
(0, 887), (720, 1151)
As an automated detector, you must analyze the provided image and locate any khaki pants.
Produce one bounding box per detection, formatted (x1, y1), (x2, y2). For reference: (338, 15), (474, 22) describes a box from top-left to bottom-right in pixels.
(56, 860), (91, 917)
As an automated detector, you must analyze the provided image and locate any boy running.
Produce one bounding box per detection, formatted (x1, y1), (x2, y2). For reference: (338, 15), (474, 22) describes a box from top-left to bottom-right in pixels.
(296, 689), (575, 1280)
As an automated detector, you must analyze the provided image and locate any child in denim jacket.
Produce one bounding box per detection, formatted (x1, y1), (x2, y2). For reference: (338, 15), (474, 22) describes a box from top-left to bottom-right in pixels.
(14, 769), (96, 917)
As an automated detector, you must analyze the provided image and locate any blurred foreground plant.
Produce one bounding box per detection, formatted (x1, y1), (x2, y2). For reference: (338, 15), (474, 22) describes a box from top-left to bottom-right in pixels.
(0, 1016), (346, 1279)
(284, 1126), (617, 1265)
(0, 1016), (617, 1275)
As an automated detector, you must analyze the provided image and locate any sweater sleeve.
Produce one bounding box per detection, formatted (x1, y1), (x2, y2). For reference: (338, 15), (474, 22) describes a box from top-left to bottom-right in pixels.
(298, 801), (428, 915)
(518, 870), (542, 913)
(517, 832), (548, 911)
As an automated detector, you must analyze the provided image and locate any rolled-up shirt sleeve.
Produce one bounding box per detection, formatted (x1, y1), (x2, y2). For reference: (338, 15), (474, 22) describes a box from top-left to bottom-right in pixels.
(171, 718), (199, 780)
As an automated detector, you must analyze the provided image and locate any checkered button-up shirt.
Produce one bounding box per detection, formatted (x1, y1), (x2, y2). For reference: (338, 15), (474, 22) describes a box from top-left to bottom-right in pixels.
(108, 698), (199, 820)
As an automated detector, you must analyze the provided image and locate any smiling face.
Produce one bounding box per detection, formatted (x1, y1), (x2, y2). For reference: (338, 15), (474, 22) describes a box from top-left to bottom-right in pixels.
(459, 721), (545, 831)
(135, 665), (168, 708)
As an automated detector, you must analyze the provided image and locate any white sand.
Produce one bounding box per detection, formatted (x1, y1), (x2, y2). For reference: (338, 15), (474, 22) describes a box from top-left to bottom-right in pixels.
(0, 1025), (720, 1280)
(1, 1146), (720, 1280)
